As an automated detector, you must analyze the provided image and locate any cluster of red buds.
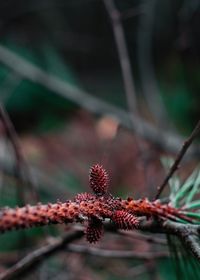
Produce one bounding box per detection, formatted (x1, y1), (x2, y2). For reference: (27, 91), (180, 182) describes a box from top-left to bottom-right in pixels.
(0, 164), (190, 243)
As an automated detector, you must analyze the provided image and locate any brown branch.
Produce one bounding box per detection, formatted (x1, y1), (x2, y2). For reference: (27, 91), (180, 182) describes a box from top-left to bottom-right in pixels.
(155, 119), (200, 199)
(0, 196), (191, 234)
(0, 230), (84, 280)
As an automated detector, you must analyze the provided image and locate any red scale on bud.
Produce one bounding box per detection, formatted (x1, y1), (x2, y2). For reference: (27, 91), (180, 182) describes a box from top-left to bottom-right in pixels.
(89, 164), (109, 195)
(112, 210), (139, 230)
(74, 193), (95, 203)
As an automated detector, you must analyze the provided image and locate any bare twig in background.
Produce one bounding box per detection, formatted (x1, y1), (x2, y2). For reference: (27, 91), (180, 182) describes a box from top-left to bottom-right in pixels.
(0, 45), (199, 157)
(119, 230), (167, 245)
(155, 119), (200, 199)
(0, 231), (168, 280)
(0, 230), (84, 280)
(103, 0), (138, 114)
(0, 217), (200, 279)
(0, 105), (38, 202)
(137, 0), (171, 127)
(66, 244), (169, 259)
(103, 0), (151, 186)
(0, 159), (72, 199)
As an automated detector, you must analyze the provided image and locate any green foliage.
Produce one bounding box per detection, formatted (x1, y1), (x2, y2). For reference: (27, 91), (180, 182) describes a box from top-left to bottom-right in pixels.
(161, 157), (200, 214)
(167, 235), (200, 280)
(158, 258), (176, 280)
(161, 158), (200, 279)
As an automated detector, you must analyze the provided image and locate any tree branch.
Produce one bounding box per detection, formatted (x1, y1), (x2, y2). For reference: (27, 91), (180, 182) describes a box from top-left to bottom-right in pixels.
(0, 230), (84, 280)
(103, 0), (138, 114)
(163, 220), (200, 261)
(155, 119), (200, 199)
(0, 218), (200, 280)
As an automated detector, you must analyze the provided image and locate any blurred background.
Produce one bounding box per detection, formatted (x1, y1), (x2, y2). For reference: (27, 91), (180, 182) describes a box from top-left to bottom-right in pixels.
(0, 0), (199, 279)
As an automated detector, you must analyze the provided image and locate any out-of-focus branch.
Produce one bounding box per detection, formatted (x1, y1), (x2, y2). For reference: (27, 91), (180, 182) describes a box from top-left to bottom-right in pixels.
(155, 119), (200, 199)
(0, 45), (199, 157)
(66, 243), (169, 259)
(0, 230), (84, 280)
(1, 219), (199, 280)
(0, 158), (72, 198)
(0, 105), (38, 202)
(103, 0), (160, 191)
(137, 0), (171, 127)
(103, 0), (138, 114)
(118, 230), (167, 245)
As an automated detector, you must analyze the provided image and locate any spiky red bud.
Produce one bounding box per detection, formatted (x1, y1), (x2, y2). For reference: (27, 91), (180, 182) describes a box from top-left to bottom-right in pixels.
(89, 164), (109, 195)
(111, 210), (139, 230)
(85, 217), (103, 243)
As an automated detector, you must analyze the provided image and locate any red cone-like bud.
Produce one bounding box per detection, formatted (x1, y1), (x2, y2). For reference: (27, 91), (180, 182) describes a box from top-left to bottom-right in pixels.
(89, 164), (109, 195)
(112, 210), (139, 230)
(85, 217), (103, 243)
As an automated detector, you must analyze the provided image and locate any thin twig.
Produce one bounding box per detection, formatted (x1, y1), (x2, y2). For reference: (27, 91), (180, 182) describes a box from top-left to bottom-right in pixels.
(0, 105), (38, 202)
(0, 157), (72, 198)
(0, 230), (84, 280)
(0, 45), (199, 156)
(103, 0), (148, 171)
(103, 0), (138, 114)
(0, 105), (25, 171)
(155, 120), (200, 199)
(137, 0), (170, 127)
